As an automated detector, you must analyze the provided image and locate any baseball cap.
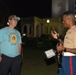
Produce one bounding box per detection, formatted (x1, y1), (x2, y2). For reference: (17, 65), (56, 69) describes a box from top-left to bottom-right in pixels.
(8, 15), (20, 21)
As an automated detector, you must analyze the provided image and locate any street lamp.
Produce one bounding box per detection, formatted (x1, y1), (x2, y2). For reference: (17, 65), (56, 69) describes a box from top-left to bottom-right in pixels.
(47, 19), (50, 23)
(47, 19), (50, 35)
(23, 33), (26, 36)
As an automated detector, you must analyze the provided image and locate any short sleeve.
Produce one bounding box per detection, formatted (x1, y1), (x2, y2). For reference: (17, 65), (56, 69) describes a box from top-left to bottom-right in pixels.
(0, 30), (2, 55)
(0, 30), (2, 42)
(73, 31), (76, 48)
(17, 31), (22, 44)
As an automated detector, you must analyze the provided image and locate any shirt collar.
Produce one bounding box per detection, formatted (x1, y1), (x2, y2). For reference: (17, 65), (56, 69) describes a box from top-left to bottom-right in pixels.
(67, 25), (76, 33)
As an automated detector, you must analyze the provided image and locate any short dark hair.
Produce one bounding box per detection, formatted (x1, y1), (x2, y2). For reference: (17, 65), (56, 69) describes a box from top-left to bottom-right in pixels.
(61, 11), (75, 22)
(63, 11), (74, 16)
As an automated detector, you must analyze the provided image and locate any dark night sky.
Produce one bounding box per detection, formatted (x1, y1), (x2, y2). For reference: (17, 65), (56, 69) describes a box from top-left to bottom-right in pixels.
(1, 0), (51, 18)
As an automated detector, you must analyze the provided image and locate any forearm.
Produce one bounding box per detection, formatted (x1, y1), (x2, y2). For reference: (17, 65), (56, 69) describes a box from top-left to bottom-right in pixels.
(18, 44), (22, 54)
(66, 48), (76, 54)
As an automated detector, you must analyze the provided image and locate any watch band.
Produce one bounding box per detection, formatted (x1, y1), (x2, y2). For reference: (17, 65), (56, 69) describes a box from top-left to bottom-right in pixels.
(64, 48), (66, 52)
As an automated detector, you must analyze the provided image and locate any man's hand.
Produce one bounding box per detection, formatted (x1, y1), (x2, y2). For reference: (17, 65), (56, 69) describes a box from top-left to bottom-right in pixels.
(56, 43), (64, 52)
(51, 31), (59, 39)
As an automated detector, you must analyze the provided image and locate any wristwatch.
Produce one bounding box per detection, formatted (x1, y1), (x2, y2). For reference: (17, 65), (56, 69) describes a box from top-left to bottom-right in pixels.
(64, 48), (66, 52)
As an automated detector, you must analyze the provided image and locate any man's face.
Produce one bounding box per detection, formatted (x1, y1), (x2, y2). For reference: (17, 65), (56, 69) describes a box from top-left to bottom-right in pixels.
(62, 15), (70, 28)
(9, 19), (18, 27)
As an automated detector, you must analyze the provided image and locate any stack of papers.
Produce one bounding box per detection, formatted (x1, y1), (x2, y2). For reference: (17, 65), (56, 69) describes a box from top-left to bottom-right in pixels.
(45, 49), (55, 59)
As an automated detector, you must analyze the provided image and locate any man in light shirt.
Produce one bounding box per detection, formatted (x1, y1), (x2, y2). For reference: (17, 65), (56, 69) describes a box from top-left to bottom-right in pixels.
(0, 15), (22, 75)
(51, 11), (76, 75)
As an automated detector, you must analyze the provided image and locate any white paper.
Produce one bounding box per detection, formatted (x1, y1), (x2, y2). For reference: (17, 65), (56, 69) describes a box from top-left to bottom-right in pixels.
(45, 49), (55, 59)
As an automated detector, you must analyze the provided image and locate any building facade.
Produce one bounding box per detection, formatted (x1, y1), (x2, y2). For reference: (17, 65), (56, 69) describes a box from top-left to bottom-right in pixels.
(20, 17), (65, 38)
(20, 0), (76, 38)
(52, 0), (75, 18)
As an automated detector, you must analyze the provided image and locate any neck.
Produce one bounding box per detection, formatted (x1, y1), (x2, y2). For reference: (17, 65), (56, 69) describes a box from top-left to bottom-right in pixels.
(69, 23), (74, 29)
(8, 25), (14, 30)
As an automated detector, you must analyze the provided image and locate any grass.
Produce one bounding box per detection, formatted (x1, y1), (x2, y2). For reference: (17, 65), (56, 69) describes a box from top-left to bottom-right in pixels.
(20, 46), (58, 75)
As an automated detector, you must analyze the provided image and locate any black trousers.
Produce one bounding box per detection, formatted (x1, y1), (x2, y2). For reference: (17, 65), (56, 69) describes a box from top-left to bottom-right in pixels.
(0, 54), (22, 75)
